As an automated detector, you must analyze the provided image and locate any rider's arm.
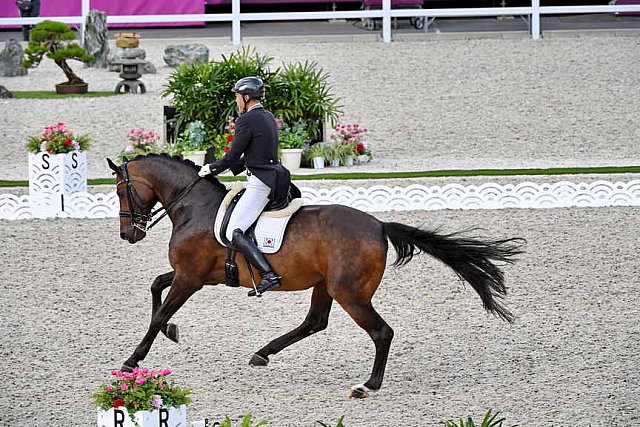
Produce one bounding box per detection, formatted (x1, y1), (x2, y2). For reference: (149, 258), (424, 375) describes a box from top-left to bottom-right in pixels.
(200, 116), (251, 176)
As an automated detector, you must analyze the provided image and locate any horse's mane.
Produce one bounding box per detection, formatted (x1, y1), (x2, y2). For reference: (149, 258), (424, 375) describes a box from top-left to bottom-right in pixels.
(125, 153), (229, 195)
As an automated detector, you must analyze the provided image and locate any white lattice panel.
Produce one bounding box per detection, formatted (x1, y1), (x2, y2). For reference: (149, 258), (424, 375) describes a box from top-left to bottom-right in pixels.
(1, 179), (639, 220)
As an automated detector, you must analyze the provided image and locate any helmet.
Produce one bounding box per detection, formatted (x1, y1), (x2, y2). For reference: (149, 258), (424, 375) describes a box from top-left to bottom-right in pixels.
(231, 76), (265, 101)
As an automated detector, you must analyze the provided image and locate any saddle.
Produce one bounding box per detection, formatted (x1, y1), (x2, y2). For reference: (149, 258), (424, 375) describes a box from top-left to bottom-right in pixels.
(214, 183), (303, 287)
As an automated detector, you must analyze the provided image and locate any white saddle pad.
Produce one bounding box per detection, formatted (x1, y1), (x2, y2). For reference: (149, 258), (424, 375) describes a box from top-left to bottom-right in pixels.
(214, 183), (304, 254)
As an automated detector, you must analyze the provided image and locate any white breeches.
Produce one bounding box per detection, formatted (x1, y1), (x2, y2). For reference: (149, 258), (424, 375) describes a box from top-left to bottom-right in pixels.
(226, 174), (271, 241)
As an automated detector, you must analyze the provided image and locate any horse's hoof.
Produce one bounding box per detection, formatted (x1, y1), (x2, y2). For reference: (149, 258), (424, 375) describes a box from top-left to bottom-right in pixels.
(249, 353), (269, 366)
(121, 361), (138, 372)
(348, 384), (370, 399)
(166, 323), (179, 343)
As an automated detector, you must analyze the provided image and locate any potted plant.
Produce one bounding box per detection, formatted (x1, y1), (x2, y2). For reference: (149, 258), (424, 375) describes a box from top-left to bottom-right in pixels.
(304, 143), (327, 169)
(172, 120), (209, 165)
(92, 368), (192, 427)
(278, 118), (308, 171)
(327, 142), (343, 167)
(22, 20), (94, 94)
(118, 128), (161, 163)
(26, 122), (91, 216)
(328, 122), (371, 167)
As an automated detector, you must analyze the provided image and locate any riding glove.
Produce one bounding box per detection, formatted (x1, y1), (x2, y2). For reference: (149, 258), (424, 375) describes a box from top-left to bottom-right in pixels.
(198, 164), (212, 177)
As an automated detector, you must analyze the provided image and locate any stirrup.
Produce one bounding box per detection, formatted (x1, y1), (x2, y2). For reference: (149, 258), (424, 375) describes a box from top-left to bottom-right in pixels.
(248, 274), (281, 297)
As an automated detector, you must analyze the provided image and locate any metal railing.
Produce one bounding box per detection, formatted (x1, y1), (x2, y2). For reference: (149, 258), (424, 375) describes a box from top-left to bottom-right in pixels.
(0, 0), (639, 44)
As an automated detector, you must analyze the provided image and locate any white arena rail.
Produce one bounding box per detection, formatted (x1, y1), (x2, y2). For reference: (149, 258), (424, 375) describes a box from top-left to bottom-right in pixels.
(0, 0), (638, 44)
(1, 180), (640, 220)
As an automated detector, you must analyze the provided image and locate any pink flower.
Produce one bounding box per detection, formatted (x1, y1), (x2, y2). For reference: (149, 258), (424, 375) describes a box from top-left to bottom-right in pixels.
(106, 385), (113, 392)
(120, 383), (128, 391)
(135, 377), (146, 385)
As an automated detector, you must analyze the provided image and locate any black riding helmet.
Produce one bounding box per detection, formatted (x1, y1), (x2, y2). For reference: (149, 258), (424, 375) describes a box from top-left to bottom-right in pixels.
(231, 76), (265, 101)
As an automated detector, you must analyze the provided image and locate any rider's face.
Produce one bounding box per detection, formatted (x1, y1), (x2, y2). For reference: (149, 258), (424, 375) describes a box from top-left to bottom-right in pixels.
(235, 92), (244, 112)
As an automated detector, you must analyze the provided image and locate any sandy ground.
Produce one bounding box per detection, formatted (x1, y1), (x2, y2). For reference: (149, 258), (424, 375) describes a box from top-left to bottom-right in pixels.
(1, 36), (639, 180)
(1, 33), (639, 427)
(0, 206), (639, 426)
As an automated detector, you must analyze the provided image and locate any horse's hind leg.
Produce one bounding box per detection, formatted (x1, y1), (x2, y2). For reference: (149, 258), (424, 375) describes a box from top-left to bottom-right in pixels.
(150, 271), (179, 342)
(250, 284), (333, 366)
(334, 295), (394, 399)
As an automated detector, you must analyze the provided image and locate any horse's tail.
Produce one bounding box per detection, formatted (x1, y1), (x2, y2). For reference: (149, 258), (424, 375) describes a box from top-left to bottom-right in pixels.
(382, 222), (525, 323)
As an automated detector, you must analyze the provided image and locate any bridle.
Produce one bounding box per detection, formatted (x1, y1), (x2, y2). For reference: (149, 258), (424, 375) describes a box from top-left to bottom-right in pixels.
(117, 160), (200, 233)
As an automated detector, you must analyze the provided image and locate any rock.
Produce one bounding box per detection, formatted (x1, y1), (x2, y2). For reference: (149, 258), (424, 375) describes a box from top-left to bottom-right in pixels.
(163, 44), (209, 67)
(108, 47), (146, 72)
(141, 62), (157, 74)
(0, 85), (12, 98)
(83, 9), (110, 69)
(0, 38), (28, 77)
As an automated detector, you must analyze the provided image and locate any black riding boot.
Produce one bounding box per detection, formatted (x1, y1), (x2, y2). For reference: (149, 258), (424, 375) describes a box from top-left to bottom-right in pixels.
(231, 228), (281, 296)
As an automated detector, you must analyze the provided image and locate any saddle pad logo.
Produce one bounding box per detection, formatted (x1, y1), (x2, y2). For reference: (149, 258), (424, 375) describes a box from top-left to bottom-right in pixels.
(263, 237), (275, 248)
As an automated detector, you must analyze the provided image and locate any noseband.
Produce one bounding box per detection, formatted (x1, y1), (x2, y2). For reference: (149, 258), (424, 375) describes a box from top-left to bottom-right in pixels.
(117, 161), (200, 232)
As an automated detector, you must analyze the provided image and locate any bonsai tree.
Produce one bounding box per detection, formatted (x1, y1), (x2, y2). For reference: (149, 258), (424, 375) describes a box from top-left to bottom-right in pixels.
(22, 20), (93, 86)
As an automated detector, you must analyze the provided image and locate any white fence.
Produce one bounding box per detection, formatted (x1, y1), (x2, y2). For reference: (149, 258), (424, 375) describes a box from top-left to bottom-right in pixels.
(0, 0), (639, 44)
(2, 180), (640, 220)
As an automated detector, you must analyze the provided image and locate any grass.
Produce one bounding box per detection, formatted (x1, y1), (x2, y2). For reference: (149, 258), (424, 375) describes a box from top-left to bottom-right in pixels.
(11, 91), (119, 99)
(1, 165), (639, 188)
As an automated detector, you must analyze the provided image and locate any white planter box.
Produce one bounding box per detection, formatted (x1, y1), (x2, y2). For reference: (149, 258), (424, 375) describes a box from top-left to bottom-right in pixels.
(28, 151), (88, 217)
(312, 156), (325, 169)
(97, 404), (186, 427)
(280, 148), (302, 171)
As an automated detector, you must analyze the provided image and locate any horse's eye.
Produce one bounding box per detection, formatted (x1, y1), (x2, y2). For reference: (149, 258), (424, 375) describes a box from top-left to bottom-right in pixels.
(117, 191), (124, 197)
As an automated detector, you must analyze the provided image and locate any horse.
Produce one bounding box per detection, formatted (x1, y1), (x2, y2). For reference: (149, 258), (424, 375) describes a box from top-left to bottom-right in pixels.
(107, 153), (524, 399)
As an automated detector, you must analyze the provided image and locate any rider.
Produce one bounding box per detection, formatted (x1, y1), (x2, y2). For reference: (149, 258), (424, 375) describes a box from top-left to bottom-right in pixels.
(198, 76), (291, 296)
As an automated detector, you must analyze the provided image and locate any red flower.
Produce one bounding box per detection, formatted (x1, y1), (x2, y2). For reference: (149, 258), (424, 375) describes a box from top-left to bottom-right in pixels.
(64, 138), (72, 146)
(223, 145), (230, 153)
(225, 134), (233, 142)
(357, 143), (364, 153)
(112, 399), (125, 408)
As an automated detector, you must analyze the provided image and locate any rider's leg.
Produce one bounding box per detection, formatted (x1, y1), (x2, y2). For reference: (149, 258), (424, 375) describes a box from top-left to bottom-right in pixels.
(226, 175), (281, 295)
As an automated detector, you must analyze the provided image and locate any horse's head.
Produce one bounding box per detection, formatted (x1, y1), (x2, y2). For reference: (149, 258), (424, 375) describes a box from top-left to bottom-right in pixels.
(108, 157), (158, 243)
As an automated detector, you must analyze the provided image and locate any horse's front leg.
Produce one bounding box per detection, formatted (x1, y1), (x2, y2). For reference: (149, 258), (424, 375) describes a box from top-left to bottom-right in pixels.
(150, 271), (179, 343)
(122, 275), (200, 371)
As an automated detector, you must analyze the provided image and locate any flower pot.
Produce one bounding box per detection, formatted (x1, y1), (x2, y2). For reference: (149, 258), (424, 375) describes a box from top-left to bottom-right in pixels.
(182, 150), (206, 166)
(312, 156), (325, 169)
(357, 154), (369, 164)
(280, 148), (303, 171)
(343, 155), (354, 167)
(28, 151), (87, 217)
(55, 82), (89, 95)
(97, 404), (186, 427)
(330, 158), (340, 167)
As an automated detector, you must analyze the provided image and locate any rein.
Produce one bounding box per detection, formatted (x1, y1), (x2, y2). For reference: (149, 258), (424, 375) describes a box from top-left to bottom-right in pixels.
(117, 160), (201, 232)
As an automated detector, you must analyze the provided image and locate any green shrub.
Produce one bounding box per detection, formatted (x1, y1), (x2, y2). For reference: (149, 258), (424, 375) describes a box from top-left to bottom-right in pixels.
(162, 46), (342, 157)
(316, 416), (346, 427)
(217, 413), (269, 427)
(443, 409), (518, 427)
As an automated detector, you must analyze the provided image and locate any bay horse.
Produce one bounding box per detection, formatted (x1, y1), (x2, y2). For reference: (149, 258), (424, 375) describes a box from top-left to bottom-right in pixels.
(107, 153), (524, 399)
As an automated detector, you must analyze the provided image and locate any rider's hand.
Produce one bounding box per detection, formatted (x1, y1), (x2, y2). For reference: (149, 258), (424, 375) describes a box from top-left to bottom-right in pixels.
(198, 164), (212, 177)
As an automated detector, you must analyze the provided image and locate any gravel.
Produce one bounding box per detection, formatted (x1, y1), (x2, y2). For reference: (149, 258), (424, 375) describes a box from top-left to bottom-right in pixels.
(0, 34), (639, 426)
(1, 36), (639, 180)
(0, 206), (639, 426)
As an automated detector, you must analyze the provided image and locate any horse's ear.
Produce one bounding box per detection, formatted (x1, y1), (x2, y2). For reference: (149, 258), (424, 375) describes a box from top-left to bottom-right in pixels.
(107, 158), (119, 172)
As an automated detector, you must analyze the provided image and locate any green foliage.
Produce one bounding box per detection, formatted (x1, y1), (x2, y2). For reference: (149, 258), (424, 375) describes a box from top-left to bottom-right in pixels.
(217, 413), (269, 427)
(268, 60), (341, 139)
(304, 143), (328, 160)
(22, 20), (94, 85)
(171, 120), (210, 154)
(316, 416), (346, 427)
(163, 46), (274, 156)
(163, 46), (342, 156)
(443, 409), (517, 427)
(279, 118), (309, 149)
